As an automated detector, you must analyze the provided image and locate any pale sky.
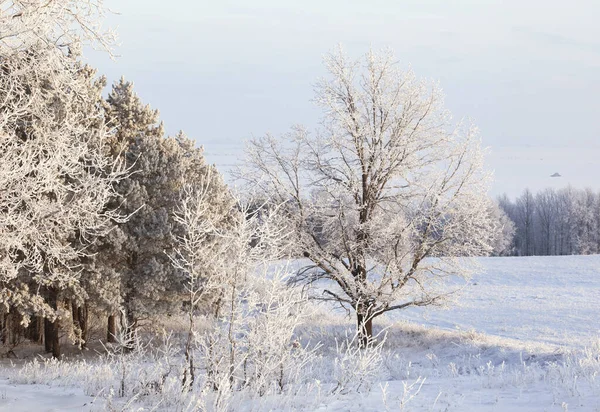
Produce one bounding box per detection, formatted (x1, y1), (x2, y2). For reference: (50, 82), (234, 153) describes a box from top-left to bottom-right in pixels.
(88, 0), (600, 198)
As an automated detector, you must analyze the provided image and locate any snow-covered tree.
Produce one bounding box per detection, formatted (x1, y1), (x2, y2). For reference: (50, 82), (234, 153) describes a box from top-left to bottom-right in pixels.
(499, 186), (600, 257)
(571, 188), (597, 255)
(0, 1), (116, 56)
(171, 185), (313, 399)
(102, 78), (232, 342)
(0, 0), (123, 357)
(487, 201), (515, 256)
(535, 188), (559, 255)
(514, 189), (536, 256)
(168, 169), (237, 387)
(242, 47), (495, 346)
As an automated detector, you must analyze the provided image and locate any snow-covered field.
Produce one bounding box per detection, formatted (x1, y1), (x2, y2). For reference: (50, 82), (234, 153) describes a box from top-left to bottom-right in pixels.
(397, 255), (600, 349)
(1, 255), (599, 411)
(0, 378), (105, 411)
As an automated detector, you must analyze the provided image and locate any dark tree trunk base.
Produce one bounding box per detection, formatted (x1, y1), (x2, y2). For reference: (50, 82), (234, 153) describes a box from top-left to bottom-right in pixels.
(107, 314), (116, 343)
(357, 312), (373, 348)
(78, 304), (88, 347)
(51, 320), (60, 358)
(44, 317), (54, 353)
(44, 287), (60, 358)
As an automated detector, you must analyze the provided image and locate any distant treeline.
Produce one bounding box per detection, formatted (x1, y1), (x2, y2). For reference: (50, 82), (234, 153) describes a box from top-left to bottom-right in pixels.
(498, 187), (600, 256)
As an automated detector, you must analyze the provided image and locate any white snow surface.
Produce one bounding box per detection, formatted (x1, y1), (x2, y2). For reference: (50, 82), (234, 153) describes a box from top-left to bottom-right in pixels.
(0, 378), (104, 411)
(394, 255), (600, 349)
(1, 255), (599, 411)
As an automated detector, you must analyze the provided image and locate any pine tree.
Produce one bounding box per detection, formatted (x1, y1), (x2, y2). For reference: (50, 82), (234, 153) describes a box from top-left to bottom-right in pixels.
(101, 79), (233, 345)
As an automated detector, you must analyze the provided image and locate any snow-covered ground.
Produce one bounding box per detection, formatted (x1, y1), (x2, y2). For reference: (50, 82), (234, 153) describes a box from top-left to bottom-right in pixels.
(0, 378), (105, 411)
(395, 255), (600, 349)
(1, 255), (599, 411)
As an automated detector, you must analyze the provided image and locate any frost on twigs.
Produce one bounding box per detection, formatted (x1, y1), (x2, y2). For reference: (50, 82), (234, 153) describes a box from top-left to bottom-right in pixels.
(171, 182), (318, 405)
(332, 329), (387, 394)
(0, 0), (125, 323)
(0, 0), (117, 57)
(241, 45), (496, 343)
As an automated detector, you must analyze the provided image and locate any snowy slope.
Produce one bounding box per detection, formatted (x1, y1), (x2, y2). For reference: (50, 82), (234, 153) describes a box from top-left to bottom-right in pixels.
(391, 255), (600, 349)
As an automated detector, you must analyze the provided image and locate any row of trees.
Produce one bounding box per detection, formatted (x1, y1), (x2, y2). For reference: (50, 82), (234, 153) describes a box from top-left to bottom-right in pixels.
(498, 187), (600, 257)
(0, 1), (233, 357)
(1, 0), (123, 355)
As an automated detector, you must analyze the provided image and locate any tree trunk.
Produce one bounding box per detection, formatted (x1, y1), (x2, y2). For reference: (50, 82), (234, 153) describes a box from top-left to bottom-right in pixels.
(122, 277), (137, 351)
(45, 287), (60, 358)
(77, 304), (88, 347)
(44, 317), (54, 353)
(120, 308), (136, 351)
(51, 319), (60, 358)
(9, 313), (23, 346)
(36, 316), (44, 344)
(4, 314), (13, 346)
(1, 314), (7, 345)
(107, 314), (116, 343)
(3, 314), (10, 346)
(26, 316), (42, 343)
(71, 301), (80, 331)
(356, 311), (373, 348)
(182, 312), (195, 389)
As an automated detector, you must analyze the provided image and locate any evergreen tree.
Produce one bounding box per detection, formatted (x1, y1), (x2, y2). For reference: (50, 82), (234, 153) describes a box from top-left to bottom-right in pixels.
(101, 79), (233, 344)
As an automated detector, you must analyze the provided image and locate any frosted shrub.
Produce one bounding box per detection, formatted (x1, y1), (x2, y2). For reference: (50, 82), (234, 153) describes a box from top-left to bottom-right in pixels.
(380, 377), (426, 412)
(243, 268), (319, 395)
(399, 376), (426, 410)
(195, 266), (318, 403)
(12, 357), (115, 397)
(546, 341), (600, 399)
(171, 185), (318, 406)
(332, 330), (387, 394)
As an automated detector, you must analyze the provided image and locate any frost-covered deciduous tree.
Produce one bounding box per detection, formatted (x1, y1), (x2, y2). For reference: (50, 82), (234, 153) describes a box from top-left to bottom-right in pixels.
(168, 169), (237, 388)
(572, 188), (597, 255)
(515, 189), (536, 256)
(535, 188), (559, 256)
(243, 47), (495, 346)
(487, 201), (515, 256)
(0, 0), (123, 357)
(0, 1), (116, 55)
(173, 193), (312, 401)
(170, 170), (317, 399)
(499, 187), (600, 257)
